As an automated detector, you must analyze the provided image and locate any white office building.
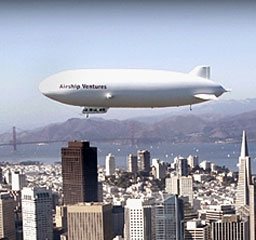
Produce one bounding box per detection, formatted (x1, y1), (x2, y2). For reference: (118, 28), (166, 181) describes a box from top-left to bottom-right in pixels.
(106, 153), (116, 176)
(124, 198), (153, 240)
(22, 187), (53, 240)
(11, 171), (26, 191)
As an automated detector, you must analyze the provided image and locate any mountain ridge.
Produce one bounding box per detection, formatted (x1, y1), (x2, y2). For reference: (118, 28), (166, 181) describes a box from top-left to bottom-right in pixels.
(1, 110), (256, 145)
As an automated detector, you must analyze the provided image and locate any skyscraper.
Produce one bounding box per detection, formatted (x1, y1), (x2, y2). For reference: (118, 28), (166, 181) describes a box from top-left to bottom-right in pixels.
(124, 198), (153, 240)
(67, 202), (112, 240)
(22, 187), (53, 240)
(61, 141), (98, 204)
(105, 153), (115, 176)
(137, 150), (150, 173)
(236, 131), (251, 207)
(127, 154), (138, 173)
(235, 131), (256, 240)
(154, 195), (184, 240)
(0, 193), (15, 240)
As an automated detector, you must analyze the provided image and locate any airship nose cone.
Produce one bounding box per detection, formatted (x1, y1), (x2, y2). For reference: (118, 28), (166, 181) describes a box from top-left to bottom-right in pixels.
(39, 77), (58, 99)
(39, 79), (49, 96)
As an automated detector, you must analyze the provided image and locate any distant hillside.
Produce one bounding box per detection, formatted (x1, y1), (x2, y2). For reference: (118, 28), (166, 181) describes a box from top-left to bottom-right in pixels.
(131, 98), (256, 123)
(1, 110), (256, 145)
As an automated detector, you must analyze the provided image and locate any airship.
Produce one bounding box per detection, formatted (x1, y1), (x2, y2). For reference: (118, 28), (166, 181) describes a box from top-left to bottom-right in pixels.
(39, 66), (229, 116)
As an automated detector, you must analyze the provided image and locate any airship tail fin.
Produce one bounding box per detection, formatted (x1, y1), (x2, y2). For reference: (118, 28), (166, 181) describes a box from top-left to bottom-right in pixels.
(190, 65), (210, 79)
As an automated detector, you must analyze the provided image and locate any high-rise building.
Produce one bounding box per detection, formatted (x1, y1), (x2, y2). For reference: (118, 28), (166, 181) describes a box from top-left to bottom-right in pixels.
(152, 158), (166, 179)
(127, 154), (138, 173)
(124, 198), (153, 240)
(0, 193), (15, 240)
(166, 176), (194, 206)
(236, 131), (251, 207)
(11, 171), (26, 191)
(67, 202), (112, 240)
(106, 153), (115, 176)
(154, 195), (184, 240)
(185, 220), (211, 240)
(175, 156), (189, 176)
(211, 215), (249, 240)
(22, 187), (53, 240)
(137, 150), (150, 173)
(187, 155), (199, 169)
(61, 141), (98, 204)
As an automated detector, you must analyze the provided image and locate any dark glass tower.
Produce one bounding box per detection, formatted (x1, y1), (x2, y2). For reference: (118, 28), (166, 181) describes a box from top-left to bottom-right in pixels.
(61, 141), (98, 204)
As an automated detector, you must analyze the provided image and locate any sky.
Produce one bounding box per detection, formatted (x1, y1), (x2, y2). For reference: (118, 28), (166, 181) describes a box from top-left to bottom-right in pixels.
(0, 0), (256, 133)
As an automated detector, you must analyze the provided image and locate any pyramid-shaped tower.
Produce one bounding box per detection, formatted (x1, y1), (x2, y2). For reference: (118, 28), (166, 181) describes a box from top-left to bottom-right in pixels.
(236, 131), (251, 206)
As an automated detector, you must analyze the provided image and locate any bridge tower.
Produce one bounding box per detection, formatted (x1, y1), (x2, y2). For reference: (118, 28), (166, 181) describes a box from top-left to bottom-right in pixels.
(13, 126), (17, 151)
(129, 122), (135, 146)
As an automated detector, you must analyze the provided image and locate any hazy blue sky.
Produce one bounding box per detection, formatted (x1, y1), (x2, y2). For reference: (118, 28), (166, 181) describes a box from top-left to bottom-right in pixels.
(0, 1), (256, 132)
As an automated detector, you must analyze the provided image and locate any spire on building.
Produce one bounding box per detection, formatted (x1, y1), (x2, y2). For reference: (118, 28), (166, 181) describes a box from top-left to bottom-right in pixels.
(240, 130), (249, 158)
(236, 131), (251, 207)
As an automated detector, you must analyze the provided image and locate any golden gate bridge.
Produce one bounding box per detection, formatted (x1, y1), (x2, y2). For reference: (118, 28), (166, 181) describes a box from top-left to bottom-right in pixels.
(0, 125), (139, 151)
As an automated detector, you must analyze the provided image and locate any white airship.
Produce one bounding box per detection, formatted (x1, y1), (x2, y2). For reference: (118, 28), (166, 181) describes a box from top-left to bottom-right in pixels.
(39, 66), (229, 116)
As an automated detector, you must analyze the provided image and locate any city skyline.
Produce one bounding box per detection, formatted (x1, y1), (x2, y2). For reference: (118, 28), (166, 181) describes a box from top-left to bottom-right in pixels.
(0, 129), (254, 239)
(0, 1), (256, 131)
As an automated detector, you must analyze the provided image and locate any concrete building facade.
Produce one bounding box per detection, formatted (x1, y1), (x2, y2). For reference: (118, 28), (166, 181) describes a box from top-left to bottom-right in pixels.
(67, 202), (112, 240)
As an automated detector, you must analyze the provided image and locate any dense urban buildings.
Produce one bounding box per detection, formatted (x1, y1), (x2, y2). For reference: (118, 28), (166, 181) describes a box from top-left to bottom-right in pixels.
(0, 131), (255, 239)
(61, 141), (98, 204)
